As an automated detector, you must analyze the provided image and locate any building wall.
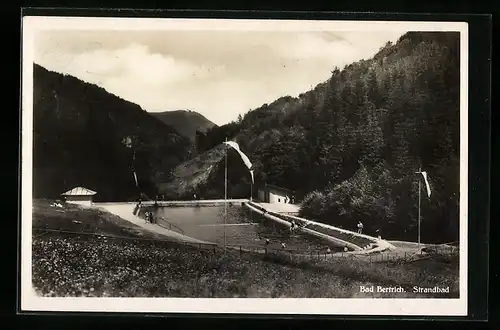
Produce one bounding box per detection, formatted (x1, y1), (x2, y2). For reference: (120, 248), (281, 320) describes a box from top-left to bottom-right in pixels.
(257, 186), (293, 204)
(65, 196), (93, 206)
(268, 188), (290, 204)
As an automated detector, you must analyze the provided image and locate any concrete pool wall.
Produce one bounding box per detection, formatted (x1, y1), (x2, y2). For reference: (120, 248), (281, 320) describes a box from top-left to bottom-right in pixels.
(244, 202), (364, 251)
(245, 201), (396, 253)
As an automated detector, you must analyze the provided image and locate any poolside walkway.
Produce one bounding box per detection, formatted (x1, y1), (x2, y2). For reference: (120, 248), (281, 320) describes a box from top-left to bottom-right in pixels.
(255, 202), (300, 214)
(94, 203), (211, 244)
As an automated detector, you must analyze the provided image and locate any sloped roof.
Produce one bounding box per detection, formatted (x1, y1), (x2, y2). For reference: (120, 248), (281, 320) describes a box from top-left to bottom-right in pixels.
(265, 184), (295, 194)
(61, 187), (97, 196)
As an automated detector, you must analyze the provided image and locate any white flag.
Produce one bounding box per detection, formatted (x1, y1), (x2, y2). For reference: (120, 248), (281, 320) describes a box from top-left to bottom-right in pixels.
(133, 171), (139, 187)
(224, 141), (255, 184)
(223, 141), (253, 169)
(420, 171), (431, 198)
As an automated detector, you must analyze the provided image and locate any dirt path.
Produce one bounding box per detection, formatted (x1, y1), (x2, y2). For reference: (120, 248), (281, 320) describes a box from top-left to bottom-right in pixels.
(95, 203), (210, 244)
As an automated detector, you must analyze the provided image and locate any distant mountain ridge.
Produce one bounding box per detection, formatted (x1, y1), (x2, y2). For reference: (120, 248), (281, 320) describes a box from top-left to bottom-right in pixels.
(151, 110), (217, 142)
(32, 63), (194, 201)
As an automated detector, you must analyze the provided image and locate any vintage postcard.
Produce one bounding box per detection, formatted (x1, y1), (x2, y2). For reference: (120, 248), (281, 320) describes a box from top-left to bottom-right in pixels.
(21, 15), (468, 316)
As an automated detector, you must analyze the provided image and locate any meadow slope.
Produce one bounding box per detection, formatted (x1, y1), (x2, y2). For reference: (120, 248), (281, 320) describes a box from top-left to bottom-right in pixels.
(31, 199), (459, 298)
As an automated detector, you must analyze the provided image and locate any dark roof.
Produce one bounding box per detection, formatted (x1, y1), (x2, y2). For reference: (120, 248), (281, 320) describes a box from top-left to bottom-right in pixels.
(265, 184), (295, 194)
(61, 187), (97, 196)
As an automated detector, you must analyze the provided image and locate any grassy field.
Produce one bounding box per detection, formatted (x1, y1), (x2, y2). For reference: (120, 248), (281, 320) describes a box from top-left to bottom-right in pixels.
(31, 199), (459, 298)
(32, 199), (167, 240)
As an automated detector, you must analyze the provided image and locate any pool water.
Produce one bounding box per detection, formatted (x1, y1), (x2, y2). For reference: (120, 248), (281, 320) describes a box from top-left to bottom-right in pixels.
(142, 205), (340, 252)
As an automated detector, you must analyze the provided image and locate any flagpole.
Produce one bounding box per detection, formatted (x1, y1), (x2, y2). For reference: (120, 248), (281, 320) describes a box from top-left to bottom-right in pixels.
(414, 167), (423, 250)
(224, 137), (228, 255)
(132, 148), (139, 195)
(418, 168), (421, 249)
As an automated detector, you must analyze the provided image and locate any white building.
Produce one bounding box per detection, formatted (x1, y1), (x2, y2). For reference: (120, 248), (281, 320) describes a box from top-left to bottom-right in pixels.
(61, 187), (97, 206)
(257, 184), (295, 204)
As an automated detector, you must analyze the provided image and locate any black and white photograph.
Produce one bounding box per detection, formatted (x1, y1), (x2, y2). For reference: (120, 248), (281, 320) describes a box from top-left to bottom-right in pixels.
(21, 16), (468, 315)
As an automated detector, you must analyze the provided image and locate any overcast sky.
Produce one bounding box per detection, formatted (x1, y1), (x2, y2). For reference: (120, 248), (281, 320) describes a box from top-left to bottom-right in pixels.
(34, 29), (406, 126)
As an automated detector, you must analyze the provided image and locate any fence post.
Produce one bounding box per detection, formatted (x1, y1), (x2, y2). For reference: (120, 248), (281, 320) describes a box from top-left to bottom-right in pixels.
(240, 246), (242, 257)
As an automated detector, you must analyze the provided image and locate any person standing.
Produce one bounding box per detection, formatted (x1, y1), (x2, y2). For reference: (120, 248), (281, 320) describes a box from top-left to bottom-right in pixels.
(357, 221), (364, 234)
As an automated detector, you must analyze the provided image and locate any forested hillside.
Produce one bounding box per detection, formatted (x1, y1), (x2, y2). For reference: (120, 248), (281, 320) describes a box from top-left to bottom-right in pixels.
(168, 32), (460, 243)
(151, 110), (217, 142)
(32, 64), (194, 201)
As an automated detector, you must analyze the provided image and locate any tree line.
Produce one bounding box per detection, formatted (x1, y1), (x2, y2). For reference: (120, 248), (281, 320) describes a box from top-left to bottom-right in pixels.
(194, 32), (460, 243)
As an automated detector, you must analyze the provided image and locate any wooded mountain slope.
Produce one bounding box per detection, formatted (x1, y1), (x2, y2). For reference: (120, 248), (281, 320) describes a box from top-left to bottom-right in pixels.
(165, 32), (460, 243)
(151, 110), (217, 142)
(32, 64), (194, 201)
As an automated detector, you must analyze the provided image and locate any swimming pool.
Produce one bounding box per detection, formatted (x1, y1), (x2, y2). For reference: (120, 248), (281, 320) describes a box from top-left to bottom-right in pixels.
(140, 205), (342, 252)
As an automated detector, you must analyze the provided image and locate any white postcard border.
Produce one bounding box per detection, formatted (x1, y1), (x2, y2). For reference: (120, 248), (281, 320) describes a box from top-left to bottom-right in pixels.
(20, 16), (469, 316)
